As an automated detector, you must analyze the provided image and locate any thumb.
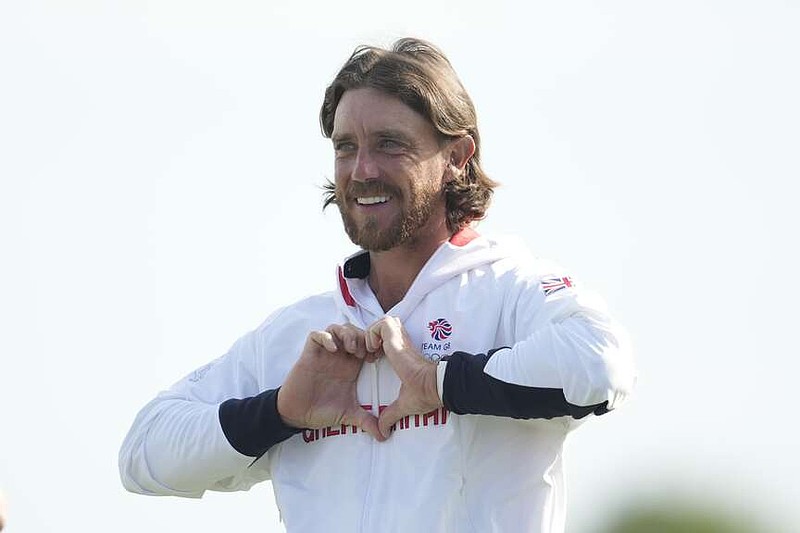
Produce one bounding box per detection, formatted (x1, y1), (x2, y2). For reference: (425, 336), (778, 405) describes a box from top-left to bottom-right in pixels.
(365, 325), (382, 354)
(378, 400), (405, 440)
(349, 407), (385, 443)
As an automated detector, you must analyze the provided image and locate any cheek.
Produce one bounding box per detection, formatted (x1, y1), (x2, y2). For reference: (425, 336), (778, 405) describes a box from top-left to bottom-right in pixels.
(416, 159), (448, 189)
(334, 159), (352, 183)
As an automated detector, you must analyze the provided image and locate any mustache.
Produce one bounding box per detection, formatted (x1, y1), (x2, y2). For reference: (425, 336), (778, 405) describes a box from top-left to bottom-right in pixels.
(341, 181), (401, 199)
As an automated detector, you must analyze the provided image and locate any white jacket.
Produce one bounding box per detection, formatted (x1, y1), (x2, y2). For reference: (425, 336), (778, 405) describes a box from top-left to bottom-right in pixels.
(119, 231), (635, 532)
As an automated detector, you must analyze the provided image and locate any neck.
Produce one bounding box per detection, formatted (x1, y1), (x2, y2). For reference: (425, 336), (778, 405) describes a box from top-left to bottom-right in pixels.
(368, 222), (451, 312)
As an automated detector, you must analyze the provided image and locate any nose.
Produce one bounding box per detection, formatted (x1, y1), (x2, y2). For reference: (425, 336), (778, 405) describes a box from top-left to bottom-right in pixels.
(352, 148), (380, 182)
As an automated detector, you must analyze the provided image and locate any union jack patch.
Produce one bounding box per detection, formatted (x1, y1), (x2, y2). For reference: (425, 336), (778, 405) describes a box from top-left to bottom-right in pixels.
(541, 276), (574, 296)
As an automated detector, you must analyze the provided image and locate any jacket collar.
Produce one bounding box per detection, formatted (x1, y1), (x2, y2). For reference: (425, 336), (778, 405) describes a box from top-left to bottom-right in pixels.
(341, 227), (481, 280)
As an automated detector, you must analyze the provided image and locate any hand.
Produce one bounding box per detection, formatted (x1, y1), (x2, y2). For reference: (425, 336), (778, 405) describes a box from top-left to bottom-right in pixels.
(367, 316), (443, 439)
(277, 324), (385, 442)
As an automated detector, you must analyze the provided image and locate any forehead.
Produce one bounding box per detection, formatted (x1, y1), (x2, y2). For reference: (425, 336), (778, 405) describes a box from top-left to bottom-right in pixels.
(332, 87), (438, 139)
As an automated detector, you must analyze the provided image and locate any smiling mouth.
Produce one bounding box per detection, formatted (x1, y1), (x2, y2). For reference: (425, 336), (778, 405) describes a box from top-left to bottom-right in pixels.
(356, 196), (391, 205)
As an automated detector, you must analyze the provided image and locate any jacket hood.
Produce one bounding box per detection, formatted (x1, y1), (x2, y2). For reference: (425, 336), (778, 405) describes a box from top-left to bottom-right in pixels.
(334, 228), (517, 326)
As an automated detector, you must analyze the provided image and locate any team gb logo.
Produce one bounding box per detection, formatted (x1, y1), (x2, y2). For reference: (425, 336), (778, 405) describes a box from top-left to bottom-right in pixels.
(428, 318), (453, 341)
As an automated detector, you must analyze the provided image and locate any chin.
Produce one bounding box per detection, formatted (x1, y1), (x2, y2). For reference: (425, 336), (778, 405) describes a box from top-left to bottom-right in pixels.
(353, 234), (401, 253)
(342, 215), (405, 252)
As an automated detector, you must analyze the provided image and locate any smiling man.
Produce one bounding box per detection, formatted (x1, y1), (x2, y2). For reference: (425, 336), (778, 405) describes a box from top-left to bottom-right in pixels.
(120, 38), (635, 532)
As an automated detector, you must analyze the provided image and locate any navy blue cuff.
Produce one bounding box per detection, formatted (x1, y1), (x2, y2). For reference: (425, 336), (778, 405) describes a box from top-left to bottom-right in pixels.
(219, 387), (303, 458)
(442, 350), (609, 420)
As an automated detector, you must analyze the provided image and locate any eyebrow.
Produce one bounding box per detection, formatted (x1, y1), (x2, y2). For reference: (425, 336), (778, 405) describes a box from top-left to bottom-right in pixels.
(331, 129), (414, 145)
(331, 133), (353, 145)
(374, 129), (413, 143)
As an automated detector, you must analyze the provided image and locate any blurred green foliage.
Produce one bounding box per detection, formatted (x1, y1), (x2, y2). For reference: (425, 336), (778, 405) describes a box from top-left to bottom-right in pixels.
(600, 500), (766, 533)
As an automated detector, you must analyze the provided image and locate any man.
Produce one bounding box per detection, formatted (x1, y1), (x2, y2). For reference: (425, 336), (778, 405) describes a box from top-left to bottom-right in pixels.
(120, 38), (635, 532)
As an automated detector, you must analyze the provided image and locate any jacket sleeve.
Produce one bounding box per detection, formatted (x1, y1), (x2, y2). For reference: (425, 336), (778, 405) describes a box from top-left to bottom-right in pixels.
(119, 330), (275, 498)
(440, 265), (635, 420)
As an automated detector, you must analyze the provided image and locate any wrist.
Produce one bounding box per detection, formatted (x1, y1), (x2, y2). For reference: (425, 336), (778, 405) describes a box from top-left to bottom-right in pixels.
(219, 387), (302, 458)
(425, 360), (444, 408)
(435, 360), (447, 405)
(276, 386), (305, 429)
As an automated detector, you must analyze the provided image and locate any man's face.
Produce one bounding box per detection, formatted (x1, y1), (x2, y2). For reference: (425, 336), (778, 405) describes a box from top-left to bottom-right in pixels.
(331, 87), (450, 252)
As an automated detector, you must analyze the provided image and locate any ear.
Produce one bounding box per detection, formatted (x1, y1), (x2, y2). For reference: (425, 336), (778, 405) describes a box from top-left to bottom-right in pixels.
(445, 135), (476, 181)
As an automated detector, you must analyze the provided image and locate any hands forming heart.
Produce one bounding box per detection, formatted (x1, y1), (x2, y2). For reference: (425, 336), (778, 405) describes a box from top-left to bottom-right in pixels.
(277, 317), (442, 441)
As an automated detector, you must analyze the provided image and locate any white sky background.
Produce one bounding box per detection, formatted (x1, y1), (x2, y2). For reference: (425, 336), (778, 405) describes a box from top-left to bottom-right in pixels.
(1, 1), (798, 531)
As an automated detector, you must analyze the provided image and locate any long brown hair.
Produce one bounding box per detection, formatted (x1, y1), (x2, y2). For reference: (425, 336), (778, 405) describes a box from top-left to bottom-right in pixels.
(320, 38), (498, 233)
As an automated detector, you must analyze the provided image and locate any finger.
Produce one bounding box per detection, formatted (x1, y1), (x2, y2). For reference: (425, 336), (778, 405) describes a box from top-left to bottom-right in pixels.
(326, 324), (353, 353)
(350, 329), (368, 359)
(349, 407), (385, 442)
(380, 316), (408, 355)
(365, 322), (384, 353)
(327, 324), (368, 359)
(341, 324), (367, 359)
(377, 400), (405, 440)
(308, 330), (337, 353)
(369, 317), (415, 368)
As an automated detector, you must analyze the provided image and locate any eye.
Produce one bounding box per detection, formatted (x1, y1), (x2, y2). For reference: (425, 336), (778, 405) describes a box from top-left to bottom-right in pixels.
(333, 141), (356, 155)
(378, 138), (405, 153)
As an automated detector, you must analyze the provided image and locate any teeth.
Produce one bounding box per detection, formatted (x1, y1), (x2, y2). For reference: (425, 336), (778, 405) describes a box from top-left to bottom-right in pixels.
(356, 196), (389, 205)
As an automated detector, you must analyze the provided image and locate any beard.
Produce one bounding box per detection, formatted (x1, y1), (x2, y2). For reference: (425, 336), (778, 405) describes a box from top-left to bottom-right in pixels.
(336, 179), (441, 252)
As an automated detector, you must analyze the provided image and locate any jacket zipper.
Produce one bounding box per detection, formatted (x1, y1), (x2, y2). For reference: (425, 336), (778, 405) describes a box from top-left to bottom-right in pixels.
(358, 361), (380, 532)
